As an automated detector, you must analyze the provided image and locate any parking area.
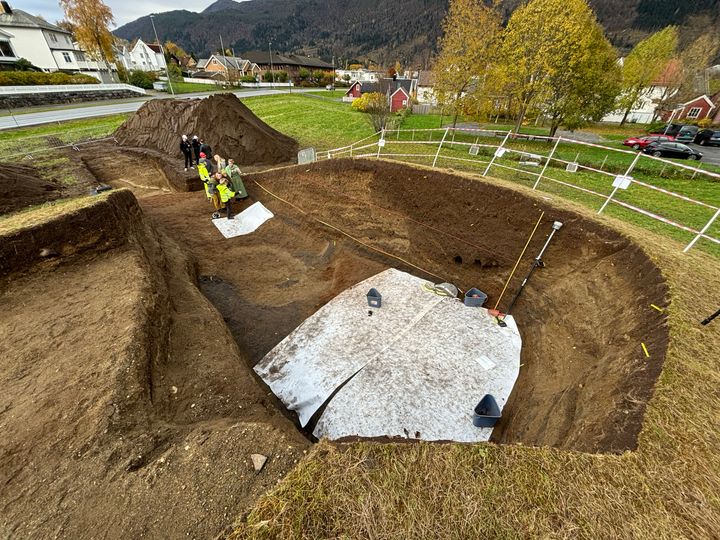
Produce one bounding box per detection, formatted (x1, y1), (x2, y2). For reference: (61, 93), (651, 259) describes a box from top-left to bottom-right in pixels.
(688, 143), (720, 166)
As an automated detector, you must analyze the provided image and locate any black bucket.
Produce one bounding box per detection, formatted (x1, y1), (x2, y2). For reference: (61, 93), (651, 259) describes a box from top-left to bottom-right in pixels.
(472, 394), (501, 428)
(367, 288), (382, 308)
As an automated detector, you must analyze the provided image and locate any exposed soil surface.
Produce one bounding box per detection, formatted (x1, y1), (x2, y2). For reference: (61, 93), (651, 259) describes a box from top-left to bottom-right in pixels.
(0, 191), (308, 539)
(0, 163), (60, 214)
(134, 158), (669, 453)
(114, 94), (298, 166)
(1, 155), (670, 538)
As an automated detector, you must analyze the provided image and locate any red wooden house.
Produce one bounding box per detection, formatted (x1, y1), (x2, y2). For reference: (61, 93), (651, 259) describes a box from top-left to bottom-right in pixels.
(666, 95), (715, 122)
(343, 78), (416, 112)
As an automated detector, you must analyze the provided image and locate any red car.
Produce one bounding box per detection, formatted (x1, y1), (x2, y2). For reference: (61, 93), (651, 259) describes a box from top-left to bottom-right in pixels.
(622, 135), (674, 150)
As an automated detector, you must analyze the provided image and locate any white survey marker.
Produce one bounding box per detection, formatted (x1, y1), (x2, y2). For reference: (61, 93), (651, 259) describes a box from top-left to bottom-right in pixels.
(212, 201), (274, 238)
(254, 268), (522, 442)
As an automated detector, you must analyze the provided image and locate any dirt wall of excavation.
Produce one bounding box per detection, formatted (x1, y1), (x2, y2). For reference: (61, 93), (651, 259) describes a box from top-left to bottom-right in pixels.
(0, 190), (308, 539)
(0, 163), (60, 215)
(230, 159), (669, 453)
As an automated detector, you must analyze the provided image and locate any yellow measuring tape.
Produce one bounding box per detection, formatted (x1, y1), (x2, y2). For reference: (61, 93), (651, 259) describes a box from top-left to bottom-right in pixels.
(493, 211), (545, 311)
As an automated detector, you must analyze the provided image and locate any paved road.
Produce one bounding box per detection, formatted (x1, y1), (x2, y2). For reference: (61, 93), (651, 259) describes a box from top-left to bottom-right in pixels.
(688, 143), (720, 167)
(0, 88), (319, 130)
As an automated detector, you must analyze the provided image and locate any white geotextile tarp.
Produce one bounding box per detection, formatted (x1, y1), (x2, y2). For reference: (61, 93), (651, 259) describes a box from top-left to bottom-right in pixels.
(254, 268), (522, 442)
(212, 201), (273, 238)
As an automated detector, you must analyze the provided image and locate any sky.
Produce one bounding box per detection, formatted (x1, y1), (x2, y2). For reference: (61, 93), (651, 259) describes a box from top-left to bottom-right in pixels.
(22, 0), (219, 27)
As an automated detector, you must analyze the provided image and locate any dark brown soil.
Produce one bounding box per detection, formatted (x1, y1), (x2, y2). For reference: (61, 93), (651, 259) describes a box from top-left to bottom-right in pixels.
(0, 163), (60, 214)
(137, 158), (669, 454)
(0, 190), (309, 539)
(113, 93), (298, 166)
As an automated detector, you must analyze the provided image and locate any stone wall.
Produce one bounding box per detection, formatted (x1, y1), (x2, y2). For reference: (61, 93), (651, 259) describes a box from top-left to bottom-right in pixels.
(0, 89), (144, 109)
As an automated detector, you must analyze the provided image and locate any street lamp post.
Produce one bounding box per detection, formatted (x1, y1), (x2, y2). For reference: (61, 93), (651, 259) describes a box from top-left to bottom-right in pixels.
(150, 15), (175, 95)
(269, 42), (275, 89)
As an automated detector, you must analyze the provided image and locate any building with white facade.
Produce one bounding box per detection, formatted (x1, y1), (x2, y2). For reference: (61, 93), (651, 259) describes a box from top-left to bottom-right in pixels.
(116, 39), (166, 72)
(0, 2), (115, 81)
(335, 68), (380, 83)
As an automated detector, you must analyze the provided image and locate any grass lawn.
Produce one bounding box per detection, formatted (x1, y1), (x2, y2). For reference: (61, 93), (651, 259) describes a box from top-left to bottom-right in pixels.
(166, 81), (229, 94)
(241, 93), (374, 149)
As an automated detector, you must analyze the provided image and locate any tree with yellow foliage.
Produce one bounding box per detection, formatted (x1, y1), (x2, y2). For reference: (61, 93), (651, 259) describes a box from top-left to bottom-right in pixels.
(432, 0), (502, 127)
(615, 26), (678, 125)
(501, 0), (620, 133)
(59, 0), (116, 81)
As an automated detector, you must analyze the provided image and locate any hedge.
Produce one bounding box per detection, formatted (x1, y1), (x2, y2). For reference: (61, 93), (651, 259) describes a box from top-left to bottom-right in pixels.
(0, 71), (100, 86)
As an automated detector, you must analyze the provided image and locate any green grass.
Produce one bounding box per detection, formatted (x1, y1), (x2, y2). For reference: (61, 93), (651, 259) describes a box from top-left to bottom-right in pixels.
(304, 89), (348, 99)
(167, 81), (229, 94)
(242, 93), (374, 149)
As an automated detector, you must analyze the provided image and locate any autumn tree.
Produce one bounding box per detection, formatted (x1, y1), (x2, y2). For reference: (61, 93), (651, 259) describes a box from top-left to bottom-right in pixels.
(500, 0), (619, 133)
(433, 0), (502, 127)
(164, 41), (189, 62)
(677, 33), (719, 98)
(615, 26), (678, 125)
(59, 0), (116, 82)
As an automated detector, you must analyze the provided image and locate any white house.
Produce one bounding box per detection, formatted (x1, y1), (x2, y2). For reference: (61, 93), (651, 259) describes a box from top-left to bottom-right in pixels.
(0, 2), (115, 81)
(335, 68), (380, 83)
(416, 70), (437, 105)
(602, 59), (680, 124)
(118, 39), (166, 72)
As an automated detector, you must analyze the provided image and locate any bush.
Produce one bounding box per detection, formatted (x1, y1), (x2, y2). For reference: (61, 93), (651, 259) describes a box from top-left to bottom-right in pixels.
(275, 70), (288, 83)
(0, 71), (99, 86)
(167, 63), (183, 82)
(697, 118), (712, 129)
(128, 70), (156, 89)
(240, 74), (257, 83)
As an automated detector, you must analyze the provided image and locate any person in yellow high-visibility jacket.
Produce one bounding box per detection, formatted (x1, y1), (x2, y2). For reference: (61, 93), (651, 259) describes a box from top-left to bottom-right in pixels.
(216, 175), (236, 220)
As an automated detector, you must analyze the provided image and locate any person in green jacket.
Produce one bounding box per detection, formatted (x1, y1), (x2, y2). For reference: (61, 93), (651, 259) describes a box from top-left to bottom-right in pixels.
(224, 158), (247, 201)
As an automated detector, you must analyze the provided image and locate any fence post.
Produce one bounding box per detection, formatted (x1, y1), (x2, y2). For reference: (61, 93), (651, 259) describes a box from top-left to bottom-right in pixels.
(598, 151), (641, 214)
(684, 207), (720, 252)
(376, 128), (385, 159)
(350, 143), (354, 157)
(533, 136), (561, 190)
(432, 127), (450, 168)
(483, 131), (512, 177)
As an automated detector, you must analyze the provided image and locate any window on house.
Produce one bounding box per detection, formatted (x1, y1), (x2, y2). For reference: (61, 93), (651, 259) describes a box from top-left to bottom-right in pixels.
(0, 40), (14, 57)
(687, 107), (702, 119)
(50, 33), (58, 42)
(62, 52), (72, 63)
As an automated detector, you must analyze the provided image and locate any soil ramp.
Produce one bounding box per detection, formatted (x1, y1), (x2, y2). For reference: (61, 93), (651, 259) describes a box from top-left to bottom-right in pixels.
(0, 163), (60, 215)
(113, 93), (298, 166)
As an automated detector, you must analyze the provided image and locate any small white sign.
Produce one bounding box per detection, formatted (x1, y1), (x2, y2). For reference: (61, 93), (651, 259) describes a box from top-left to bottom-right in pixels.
(494, 147), (506, 158)
(566, 162), (578, 173)
(378, 139), (386, 148)
(297, 148), (316, 164)
(469, 145), (480, 156)
(612, 175), (632, 189)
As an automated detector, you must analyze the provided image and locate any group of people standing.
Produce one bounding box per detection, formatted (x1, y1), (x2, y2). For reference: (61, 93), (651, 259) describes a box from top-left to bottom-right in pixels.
(179, 134), (248, 220)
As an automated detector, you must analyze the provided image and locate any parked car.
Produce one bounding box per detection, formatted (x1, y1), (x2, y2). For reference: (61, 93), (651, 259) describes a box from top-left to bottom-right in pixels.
(694, 129), (720, 146)
(622, 135), (674, 149)
(674, 125), (700, 143)
(649, 124), (698, 142)
(641, 142), (703, 160)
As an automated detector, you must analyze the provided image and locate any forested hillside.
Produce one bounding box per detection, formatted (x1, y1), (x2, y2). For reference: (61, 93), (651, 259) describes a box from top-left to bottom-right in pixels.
(114, 0), (720, 66)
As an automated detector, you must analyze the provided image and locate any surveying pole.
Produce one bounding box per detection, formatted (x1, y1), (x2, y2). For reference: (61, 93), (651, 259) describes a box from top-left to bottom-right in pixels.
(504, 221), (563, 316)
(701, 307), (720, 326)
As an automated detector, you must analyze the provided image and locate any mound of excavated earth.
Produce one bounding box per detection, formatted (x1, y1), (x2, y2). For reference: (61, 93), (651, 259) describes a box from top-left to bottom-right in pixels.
(0, 163), (60, 215)
(113, 93), (298, 166)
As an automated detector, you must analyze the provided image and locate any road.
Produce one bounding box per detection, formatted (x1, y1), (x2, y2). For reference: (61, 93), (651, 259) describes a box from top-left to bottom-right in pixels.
(0, 88), (319, 130)
(689, 143), (720, 166)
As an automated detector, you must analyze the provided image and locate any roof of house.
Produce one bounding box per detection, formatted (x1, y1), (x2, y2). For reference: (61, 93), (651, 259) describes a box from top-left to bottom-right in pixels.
(681, 94), (714, 108)
(241, 50), (333, 69)
(197, 58), (209, 69)
(418, 70), (435, 87)
(653, 59), (681, 87)
(146, 43), (162, 54)
(210, 54), (248, 70)
(0, 8), (67, 33)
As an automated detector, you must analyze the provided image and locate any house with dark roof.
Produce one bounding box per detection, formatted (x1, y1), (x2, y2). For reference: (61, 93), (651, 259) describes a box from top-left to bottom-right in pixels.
(194, 54), (260, 79)
(241, 50), (333, 78)
(0, 1), (99, 75)
(343, 77), (417, 112)
(118, 39), (166, 73)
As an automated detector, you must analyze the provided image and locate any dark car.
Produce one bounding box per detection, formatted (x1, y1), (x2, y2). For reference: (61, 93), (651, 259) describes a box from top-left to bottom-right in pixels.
(674, 125), (700, 143)
(694, 129), (720, 146)
(642, 142), (703, 160)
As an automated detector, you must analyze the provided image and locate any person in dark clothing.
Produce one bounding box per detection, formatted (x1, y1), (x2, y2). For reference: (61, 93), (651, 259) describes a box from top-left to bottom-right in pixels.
(180, 135), (194, 171)
(191, 135), (201, 163)
(200, 139), (212, 158)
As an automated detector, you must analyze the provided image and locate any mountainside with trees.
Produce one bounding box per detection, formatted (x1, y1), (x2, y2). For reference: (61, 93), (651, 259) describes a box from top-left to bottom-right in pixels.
(114, 0), (719, 67)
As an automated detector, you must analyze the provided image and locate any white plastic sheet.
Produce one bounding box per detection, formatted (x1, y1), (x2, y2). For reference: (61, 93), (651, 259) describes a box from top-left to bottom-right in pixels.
(254, 269), (522, 442)
(212, 201), (273, 238)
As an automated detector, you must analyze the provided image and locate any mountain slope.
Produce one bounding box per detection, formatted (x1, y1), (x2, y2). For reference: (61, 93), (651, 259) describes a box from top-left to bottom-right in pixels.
(114, 0), (719, 67)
